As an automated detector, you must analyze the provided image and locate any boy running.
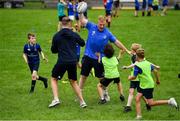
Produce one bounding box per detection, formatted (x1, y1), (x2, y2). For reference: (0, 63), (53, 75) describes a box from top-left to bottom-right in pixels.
(128, 48), (179, 119)
(23, 33), (48, 93)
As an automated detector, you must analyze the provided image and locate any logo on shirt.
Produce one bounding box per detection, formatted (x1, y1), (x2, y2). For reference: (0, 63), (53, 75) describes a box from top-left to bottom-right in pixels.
(103, 35), (107, 39)
(92, 31), (95, 36)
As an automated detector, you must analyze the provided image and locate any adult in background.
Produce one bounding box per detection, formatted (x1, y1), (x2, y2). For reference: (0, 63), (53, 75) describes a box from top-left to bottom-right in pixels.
(57, 0), (66, 31)
(161, 0), (168, 16)
(78, 13), (130, 102)
(49, 17), (87, 108)
(112, 0), (120, 17)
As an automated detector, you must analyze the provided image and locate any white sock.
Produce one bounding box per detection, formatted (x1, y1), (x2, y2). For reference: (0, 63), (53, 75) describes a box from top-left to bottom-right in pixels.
(54, 97), (59, 101)
(127, 94), (133, 106)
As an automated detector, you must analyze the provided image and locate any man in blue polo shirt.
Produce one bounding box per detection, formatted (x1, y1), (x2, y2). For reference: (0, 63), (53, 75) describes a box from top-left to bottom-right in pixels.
(78, 13), (130, 102)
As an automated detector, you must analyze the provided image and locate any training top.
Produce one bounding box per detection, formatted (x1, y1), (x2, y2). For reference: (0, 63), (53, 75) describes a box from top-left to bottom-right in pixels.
(106, 0), (113, 10)
(51, 28), (85, 64)
(102, 56), (119, 79)
(84, 22), (116, 59)
(67, 2), (74, 16)
(23, 43), (41, 64)
(57, 2), (65, 17)
(134, 60), (155, 89)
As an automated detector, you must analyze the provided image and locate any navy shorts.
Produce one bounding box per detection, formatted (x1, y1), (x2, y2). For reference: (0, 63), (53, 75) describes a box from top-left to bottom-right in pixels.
(100, 77), (120, 87)
(81, 56), (104, 78)
(28, 62), (39, 73)
(52, 63), (77, 80)
(106, 10), (112, 16)
(130, 81), (140, 92)
(153, 5), (158, 10)
(138, 88), (154, 99)
(75, 15), (79, 21)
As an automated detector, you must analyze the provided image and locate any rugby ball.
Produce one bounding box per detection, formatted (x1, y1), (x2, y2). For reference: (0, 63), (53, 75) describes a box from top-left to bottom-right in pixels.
(77, 1), (87, 13)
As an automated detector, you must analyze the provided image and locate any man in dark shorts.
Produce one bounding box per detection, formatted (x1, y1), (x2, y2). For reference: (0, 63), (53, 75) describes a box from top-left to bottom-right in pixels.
(49, 17), (87, 108)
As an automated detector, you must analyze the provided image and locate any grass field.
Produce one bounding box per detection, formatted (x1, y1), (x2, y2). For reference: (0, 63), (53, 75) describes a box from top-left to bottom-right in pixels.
(0, 8), (180, 120)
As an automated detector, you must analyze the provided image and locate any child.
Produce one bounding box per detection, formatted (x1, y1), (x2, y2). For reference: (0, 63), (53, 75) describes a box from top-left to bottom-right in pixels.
(152, 0), (160, 16)
(23, 33), (48, 93)
(134, 0), (140, 17)
(57, 0), (66, 31)
(128, 48), (179, 119)
(123, 43), (152, 112)
(161, 0), (168, 16)
(97, 44), (125, 104)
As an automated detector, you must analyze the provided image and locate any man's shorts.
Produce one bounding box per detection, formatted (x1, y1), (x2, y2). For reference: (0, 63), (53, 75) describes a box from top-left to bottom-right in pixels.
(100, 77), (120, 87)
(59, 15), (66, 21)
(81, 55), (104, 78)
(138, 88), (154, 99)
(52, 63), (77, 80)
(28, 62), (39, 73)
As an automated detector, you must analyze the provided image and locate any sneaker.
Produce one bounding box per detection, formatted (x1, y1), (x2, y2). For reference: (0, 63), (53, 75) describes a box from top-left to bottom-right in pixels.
(103, 90), (110, 101)
(120, 95), (125, 102)
(98, 99), (107, 104)
(146, 104), (151, 111)
(80, 102), (87, 108)
(49, 99), (60, 108)
(124, 106), (132, 113)
(135, 115), (142, 120)
(43, 78), (48, 88)
(168, 98), (178, 109)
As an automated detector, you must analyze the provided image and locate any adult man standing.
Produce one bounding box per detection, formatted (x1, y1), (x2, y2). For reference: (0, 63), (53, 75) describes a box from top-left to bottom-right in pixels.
(78, 13), (130, 102)
(49, 17), (87, 108)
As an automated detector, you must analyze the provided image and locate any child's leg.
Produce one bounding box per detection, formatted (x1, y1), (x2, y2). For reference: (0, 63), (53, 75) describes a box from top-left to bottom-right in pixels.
(117, 82), (124, 96)
(97, 83), (105, 100)
(30, 70), (37, 93)
(127, 88), (135, 106)
(136, 92), (143, 118)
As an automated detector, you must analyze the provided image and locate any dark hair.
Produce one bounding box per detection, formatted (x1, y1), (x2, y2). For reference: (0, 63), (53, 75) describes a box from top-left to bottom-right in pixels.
(104, 44), (114, 58)
(27, 33), (35, 39)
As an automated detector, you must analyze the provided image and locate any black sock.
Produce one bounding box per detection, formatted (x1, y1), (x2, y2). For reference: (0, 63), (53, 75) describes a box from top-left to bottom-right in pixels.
(108, 22), (110, 28)
(30, 80), (36, 93)
(38, 76), (47, 82)
(147, 11), (151, 16)
(142, 12), (145, 16)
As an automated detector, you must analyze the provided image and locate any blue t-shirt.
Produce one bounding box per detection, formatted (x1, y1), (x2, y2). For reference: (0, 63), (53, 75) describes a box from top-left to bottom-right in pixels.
(134, 64), (154, 76)
(106, 0), (113, 10)
(162, 0), (168, 5)
(75, 2), (79, 17)
(84, 22), (116, 59)
(23, 43), (42, 64)
(57, 2), (65, 17)
(135, 0), (140, 7)
(67, 2), (74, 16)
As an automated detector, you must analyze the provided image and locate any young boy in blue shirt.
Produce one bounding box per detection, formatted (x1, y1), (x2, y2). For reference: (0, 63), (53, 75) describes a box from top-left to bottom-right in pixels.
(23, 33), (48, 93)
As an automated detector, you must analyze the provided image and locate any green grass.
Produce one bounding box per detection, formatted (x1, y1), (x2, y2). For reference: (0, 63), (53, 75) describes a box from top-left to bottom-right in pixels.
(0, 8), (180, 120)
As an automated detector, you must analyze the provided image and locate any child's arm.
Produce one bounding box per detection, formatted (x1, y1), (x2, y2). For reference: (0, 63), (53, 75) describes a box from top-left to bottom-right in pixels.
(95, 52), (101, 63)
(128, 75), (136, 81)
(153, 69), (160, 85)
(117, 49), (125, 60)
(40, 51), (48, 62)
(122, 61), (138, 69)
(23, 53), (28, 64)
(151, 63), (160, 70)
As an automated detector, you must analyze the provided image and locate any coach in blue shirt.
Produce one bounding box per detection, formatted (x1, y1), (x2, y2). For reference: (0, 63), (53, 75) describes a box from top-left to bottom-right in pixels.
(78, 13), (130, 101)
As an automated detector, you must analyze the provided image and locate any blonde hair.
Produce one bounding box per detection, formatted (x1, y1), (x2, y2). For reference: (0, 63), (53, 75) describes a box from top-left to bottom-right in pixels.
(131, 43), (142, 52)
(98, 15), (106, 23)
